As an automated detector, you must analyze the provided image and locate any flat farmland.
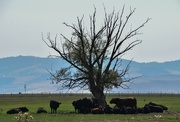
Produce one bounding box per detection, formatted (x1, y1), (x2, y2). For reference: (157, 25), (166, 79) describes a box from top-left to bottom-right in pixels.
(0, 93), (180, 122)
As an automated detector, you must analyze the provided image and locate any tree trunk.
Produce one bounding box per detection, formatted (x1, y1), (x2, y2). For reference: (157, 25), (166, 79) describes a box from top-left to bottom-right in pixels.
(91, 86), (107, 106)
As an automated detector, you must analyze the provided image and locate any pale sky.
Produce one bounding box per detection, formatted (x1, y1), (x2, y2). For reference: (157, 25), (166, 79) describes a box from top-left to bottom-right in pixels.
(0, 0), (180, 62)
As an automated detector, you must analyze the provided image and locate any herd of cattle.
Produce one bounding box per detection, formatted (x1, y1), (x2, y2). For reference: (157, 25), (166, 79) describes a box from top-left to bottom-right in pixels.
(71, 97), (168, 114)
(6, 97), (168, 114)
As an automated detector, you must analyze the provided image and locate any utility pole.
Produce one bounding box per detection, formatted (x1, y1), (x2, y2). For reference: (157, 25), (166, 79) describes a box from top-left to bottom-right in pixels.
(24, 84), (26, 94)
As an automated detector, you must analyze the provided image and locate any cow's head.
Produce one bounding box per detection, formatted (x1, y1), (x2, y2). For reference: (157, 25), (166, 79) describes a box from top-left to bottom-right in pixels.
(72, 101), (76, 106)
(58, 102), (61, 106)
(109, 98), (115, 104)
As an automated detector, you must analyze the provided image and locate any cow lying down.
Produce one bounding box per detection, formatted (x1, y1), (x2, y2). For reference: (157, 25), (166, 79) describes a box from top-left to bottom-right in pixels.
(137, 102), (168, 114)
(103, 105), (137, 114)
(92, 101), (168, 114)
(148, 102), (168, 110)
(7, 107), (29, 114)
(37, 107), (47, 114)
(91, 105), (137, 114)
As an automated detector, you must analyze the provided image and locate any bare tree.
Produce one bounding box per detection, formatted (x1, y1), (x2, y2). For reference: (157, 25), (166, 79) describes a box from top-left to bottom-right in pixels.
(43, 6), (150, 106)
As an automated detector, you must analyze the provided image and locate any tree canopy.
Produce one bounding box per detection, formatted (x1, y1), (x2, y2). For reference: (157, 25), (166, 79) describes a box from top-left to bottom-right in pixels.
(43, 6), (150, 105)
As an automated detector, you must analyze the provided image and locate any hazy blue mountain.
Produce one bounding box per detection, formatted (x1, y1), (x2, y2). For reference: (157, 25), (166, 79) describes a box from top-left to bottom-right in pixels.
(0, 56), (67, 93)
(0, 56), (180, 94)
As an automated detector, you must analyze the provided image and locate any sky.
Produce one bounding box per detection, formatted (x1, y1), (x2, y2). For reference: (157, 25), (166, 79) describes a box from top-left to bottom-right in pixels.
(0, 0), (180, 63)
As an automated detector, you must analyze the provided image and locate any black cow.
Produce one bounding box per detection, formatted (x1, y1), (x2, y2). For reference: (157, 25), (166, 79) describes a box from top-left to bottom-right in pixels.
(82, 97), (98, 108)
(81, 97), (98, 114)
(143, 105), (151, 114)
(72, 99), (83, 113)
(137, 106), (151, 114)
(37, 107), (47, 114)
(137, 107), (144, 114)
(104, 105), (113, 114)
(148, 102), (168, 110)
(7, 108), (20, 114)
(144, 104), (163, 113)
(110, 97), (137, 109)
(72, 97), (98, 114)
(18, 107), (29, 112)
(6, 107), (29, 114)
(124, 107), (137, 114)
(112, 106), (121, 114)
(50, 100), (61, 114)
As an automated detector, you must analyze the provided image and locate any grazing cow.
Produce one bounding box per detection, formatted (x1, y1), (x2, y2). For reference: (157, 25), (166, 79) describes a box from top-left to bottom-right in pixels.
(144, 104), (163, 113)
(6, 107), (29, 114)
(37, 107), (47, 114)
(110, 97), (137, 109)
(50, 100), (61, 114)
(148, 102), (168, 110)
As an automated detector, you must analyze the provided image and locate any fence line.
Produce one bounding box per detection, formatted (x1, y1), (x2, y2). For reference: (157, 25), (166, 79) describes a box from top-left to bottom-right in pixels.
(0, 91), (180, 97)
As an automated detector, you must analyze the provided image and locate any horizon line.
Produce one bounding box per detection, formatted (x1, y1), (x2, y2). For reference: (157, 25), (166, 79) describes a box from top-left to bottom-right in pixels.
(0, 55), (180, 63)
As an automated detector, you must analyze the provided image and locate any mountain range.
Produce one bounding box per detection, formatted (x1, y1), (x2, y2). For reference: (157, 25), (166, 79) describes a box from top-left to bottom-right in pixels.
(0, 56), (180, 94)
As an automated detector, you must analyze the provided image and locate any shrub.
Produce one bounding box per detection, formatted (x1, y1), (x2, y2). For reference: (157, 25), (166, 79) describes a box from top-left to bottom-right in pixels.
(15, 112), (33, 122)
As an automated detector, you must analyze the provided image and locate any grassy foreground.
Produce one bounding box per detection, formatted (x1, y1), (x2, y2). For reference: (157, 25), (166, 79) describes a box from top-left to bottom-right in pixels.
(0, 93), (180, 122)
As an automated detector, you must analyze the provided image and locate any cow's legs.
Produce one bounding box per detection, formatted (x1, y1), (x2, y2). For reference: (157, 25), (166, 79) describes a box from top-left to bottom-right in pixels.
(51, 108), (53, 114)
(50, 108), (58, 114)
(55, 108), (57, 113)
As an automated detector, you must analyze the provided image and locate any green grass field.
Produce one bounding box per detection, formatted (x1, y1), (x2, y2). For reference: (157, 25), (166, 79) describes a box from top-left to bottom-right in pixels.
(0, 93), (180, 122)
